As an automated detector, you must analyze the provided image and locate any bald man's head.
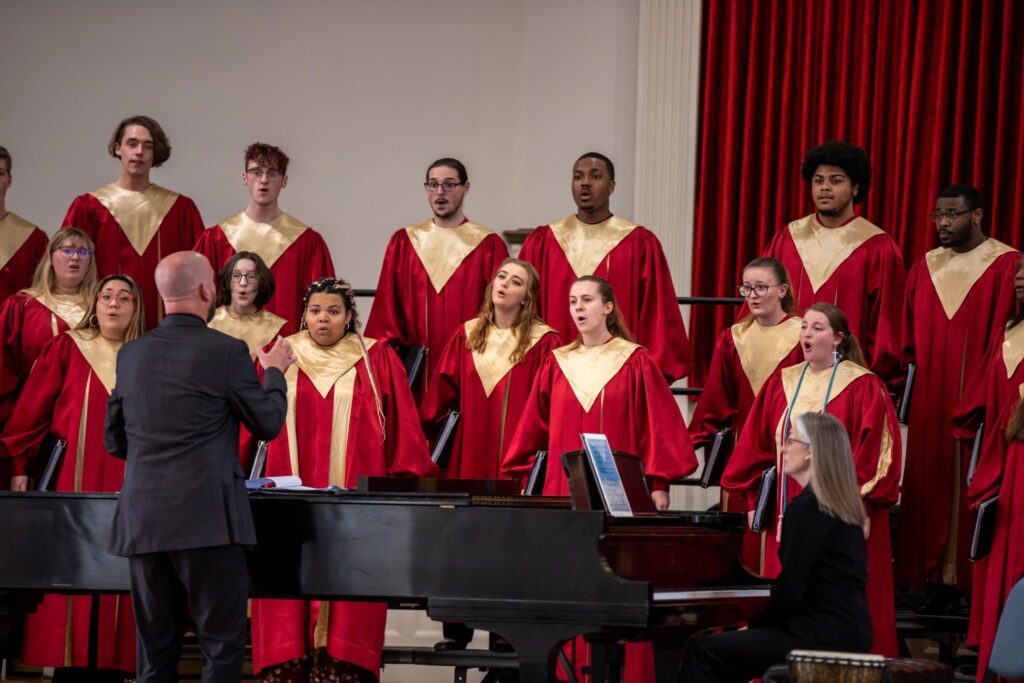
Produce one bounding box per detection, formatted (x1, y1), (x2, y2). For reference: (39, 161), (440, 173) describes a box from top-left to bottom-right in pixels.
(156, 252), (214, 302)
(156, 252), (217, 320)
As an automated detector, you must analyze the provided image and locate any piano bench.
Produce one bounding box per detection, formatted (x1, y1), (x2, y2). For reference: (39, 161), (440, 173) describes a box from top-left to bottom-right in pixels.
(381, 646), (517, 682)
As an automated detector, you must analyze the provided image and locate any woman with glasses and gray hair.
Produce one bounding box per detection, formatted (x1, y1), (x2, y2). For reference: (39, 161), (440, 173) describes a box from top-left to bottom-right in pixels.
(679, 412), (872, 683)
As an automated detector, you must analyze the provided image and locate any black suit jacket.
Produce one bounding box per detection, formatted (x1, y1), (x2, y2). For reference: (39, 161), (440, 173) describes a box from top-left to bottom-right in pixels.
(105, 314), (287, 556)
(749, 487), (873, 651)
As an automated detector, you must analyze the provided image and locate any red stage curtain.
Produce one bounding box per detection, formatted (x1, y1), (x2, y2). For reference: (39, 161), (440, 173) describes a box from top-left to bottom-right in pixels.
(689, 0), (1024, 387)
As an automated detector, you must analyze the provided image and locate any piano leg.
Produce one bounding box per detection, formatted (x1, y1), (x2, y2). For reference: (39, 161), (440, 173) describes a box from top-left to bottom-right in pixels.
(467, 621), (584, 683)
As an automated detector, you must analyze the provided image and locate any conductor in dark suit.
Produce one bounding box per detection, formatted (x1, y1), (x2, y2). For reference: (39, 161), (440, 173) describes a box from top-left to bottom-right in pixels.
(678, 412), (873, 682)
(105, 251), (294, 683)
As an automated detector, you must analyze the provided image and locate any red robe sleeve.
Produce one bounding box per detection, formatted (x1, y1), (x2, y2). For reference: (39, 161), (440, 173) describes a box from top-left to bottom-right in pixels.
(688, 329), (739, 449)
(0, 294), (31, 427)
(370, 342), (437, 477)
(1, 335), (68, 476)
(627, 349), (699, 490)
(633, 229), (692, 382)
(863, 237), (906, 383)
(419, 326), (465, 439)
(0, 227), (48, 303)
(848, 375), (902, 509)
(364, 230), (410, 348)
(722, 372), (784, 511)
(500, 354), (556, 484)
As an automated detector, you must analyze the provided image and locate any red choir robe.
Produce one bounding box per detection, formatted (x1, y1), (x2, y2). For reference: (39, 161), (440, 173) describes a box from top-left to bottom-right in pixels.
(194, 212), (335, 328)
(208, 305), (294, 471)
(688, 315), (803, 572)
(0, 291), (88, 489)
(519, 216), (691, 382)
(951, 320), (1024, 647)
(758, 214), (905, 381)
(0, 331), (134, 670)
(722, 361), (901, 656)
(0, 212), (48, 302)
(502, 337), (698, 683)
(364, 220), (508, 394)
(972, 398), (1024, 676)
(895, 239), (1019, 590)
(420, 320), (562, 479)
(63, 184), (205, 327)
(250, 332), (437, 676)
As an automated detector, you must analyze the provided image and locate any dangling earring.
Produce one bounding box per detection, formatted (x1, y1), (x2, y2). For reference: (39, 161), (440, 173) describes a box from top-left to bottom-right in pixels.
(833, 347), (841, 364)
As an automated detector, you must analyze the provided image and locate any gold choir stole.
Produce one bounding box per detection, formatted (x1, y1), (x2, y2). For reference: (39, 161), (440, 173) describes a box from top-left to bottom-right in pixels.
(731, 316), (802, 396)
(67, 330), (122, 493)
(90, 183), (180, 256)
(217, 211), (310, 268)
(549, 214), (637, 277)
(553, 337), (639, 415)
(787, 215), (883, 293)
(405, 219), (492, 293)
(924, 238), (1018, 320)
(468, 320), (555, 455)
(1003, 321), (1024, 379)
(0, 213), (39, 271)
(208, 306), (289, 359)
(26, 290), (88, 337)
(280, 332), (377, 490)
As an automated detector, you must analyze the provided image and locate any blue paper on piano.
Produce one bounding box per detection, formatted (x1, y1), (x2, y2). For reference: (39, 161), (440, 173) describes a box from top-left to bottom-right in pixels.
(580, 433), (633, 517)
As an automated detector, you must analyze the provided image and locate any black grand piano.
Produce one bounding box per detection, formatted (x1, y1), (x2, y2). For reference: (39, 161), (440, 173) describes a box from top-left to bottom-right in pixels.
(0, 455), (767, 682)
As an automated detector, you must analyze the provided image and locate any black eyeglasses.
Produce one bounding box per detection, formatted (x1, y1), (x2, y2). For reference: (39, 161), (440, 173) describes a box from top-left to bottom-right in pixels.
(424, 180), (464, 193)
(927, 209), (971, 223)
(230, 272), (260, 283)
(738, 283), (781, 297)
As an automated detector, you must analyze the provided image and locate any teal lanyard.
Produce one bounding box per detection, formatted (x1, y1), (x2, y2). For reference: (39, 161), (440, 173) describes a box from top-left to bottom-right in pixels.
(779, 359), (841, 514)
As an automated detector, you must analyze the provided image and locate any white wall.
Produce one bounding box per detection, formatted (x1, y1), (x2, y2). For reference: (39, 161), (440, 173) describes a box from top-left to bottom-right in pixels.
(1, 0), (639, 292)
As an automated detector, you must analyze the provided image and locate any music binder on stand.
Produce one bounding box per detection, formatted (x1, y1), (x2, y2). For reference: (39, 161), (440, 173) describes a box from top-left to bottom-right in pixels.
(898, 362), (916, 425)
(700, 427), (734, 488)
(249, 441), (269, 480)
(966, 421), (985, 486)
(750, 465), (777, 533)
(430, 411), (460, 469)
(970, 495), (998, 562)
(36, 439), (68, 491)
(524, 451), (547, 495)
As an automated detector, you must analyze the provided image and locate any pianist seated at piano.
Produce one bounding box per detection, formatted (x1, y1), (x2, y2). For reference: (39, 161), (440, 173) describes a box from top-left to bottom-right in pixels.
(502, 275), (697, 682)
(679, 412), (872, 683)
(250, 277), (437, 683)
(0, 274), (145, 682)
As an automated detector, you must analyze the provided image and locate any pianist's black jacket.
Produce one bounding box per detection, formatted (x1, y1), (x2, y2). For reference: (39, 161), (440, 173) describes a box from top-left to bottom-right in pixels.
(749, 486), (872, 651)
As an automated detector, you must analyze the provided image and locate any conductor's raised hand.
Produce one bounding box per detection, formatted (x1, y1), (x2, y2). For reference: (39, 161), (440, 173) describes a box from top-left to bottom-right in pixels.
(258, 336), (295, 373)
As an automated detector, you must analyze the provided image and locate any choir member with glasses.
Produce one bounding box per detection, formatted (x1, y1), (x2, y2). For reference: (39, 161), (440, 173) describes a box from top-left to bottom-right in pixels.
(195, 142), (335, 329)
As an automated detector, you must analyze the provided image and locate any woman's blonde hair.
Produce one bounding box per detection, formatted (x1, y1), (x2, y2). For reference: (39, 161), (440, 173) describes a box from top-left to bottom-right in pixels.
(27, 228), (98, 300)
(75, 274), (146, 343)
(467, 257), (544, 364)
(793, 412), (867, 527)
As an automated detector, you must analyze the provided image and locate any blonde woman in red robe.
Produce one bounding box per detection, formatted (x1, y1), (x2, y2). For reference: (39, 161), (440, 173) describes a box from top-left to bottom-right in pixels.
(250, 277), (437, 683)
(1, 274), (144, 682)
(0, 229), (95, 487)
(421, 257), (562, 480)
(503, 275), (698, 683)
(722, 303), (901, 656)
(689, 256), (803, 572)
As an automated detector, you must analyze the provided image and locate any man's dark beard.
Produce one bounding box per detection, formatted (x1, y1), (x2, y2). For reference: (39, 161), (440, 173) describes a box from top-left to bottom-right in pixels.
(819, 203), (847, 218)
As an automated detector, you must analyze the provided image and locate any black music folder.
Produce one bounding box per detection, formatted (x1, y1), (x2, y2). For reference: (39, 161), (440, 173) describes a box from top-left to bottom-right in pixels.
(750, 465), (776, 533)
(249, 440), (269, 480)
(898, 362), (916, 424)
(525, 451), (548, 495)
(399, 345), (427, 387)
(970, 496), (998, 562)
(700, 427), (734, 488)
(430, 411), (460, 469)
(966, 422), (985, 486)
(36, 439), (68, 491)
